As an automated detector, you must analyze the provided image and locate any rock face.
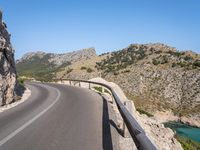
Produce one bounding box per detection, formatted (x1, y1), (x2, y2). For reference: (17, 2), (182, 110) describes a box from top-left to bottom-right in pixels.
(0, 11), (17, 105)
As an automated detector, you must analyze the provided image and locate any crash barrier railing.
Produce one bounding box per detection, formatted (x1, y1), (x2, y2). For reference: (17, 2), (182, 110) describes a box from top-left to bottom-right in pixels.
(54, 78), (157, 150)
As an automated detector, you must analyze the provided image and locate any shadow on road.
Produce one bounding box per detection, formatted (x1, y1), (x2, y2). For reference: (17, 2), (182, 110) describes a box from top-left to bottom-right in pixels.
(109, 119), (123, 136)
(102, 98), (113, 150)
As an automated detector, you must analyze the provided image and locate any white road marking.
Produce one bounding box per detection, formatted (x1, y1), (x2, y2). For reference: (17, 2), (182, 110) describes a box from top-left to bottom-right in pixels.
(0, 86), (61, 146)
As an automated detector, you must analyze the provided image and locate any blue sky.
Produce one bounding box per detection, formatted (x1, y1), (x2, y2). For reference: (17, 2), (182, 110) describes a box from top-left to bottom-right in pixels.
(0, 0), (200, 59)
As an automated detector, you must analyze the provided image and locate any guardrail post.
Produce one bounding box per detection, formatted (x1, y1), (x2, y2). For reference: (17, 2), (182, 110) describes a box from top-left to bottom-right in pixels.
(69, 80), (71, 85)
(79, 82), (81, 87)
(123, 101), (132, 138)
(89, 83), (91, 89)
(110, 93), (114, 104)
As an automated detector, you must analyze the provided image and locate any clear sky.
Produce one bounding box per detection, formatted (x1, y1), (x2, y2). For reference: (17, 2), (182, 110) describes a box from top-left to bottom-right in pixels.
(0, 0), (200, 59)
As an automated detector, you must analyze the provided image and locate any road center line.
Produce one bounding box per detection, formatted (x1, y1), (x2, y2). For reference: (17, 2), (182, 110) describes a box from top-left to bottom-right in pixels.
(0, 86), (61, 146)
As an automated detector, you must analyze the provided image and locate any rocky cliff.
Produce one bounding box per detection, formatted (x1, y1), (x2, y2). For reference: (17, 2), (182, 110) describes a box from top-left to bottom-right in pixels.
(0, 11), (17, 105)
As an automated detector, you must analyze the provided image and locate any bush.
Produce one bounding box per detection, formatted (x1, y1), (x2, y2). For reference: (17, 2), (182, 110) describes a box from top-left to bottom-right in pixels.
(193, 60), (200, 67)
(167, 51), (184, 57)
(175, 135), (200, 150)
(152, 59), (160, 65)
(87, 68), (93, 73)
(184, 56), (193, 61)
(81, 66), (87, 70)
(122, 69), (130, 73)
(66, 68), (73, 74)
(113, 71), (119, 75)
(93, 86), (102, 93)
(136, 108), (153, 117)
(177, 62), (187, 68)
(18, 78), (24, 86)
(172, 63), (177, 67)
(160, 56), (169, 64)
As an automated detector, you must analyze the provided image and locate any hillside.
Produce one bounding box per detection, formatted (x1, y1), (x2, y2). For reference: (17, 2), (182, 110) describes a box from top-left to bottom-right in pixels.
(55, 43), (200, 127)
(16, 43), (200, 127)
(16, 48), (96, 81)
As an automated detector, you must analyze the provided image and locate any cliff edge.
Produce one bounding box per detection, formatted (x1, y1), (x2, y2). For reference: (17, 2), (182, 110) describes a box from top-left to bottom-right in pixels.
(0, 10), (17, 105)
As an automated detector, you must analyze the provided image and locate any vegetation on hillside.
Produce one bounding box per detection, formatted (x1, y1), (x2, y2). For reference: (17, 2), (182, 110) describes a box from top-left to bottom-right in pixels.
(16, 55), (71, 82)
(95, 44), (200, 76)
(96, 45), (148, 75)
(80, 66), (93, 73)
(136, 108), (154, 117)
(153, 51), (200, 70)
(175, 135), (200, 150)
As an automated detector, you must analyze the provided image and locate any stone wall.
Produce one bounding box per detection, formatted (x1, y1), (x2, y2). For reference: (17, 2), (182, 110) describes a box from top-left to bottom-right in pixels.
(0, 10), (17, 105)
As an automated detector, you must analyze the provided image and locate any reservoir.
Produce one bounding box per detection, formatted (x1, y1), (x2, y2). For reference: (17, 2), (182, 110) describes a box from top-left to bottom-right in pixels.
(164, 121), (200, 143)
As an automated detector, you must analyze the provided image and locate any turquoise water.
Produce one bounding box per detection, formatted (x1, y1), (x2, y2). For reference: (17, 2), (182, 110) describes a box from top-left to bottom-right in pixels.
(176, 127), (200, 142)
(164, 121), (200, 142)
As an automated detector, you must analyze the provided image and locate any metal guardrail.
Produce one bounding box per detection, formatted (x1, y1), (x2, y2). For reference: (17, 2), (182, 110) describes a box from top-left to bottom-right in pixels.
(54, 78), (157, 150)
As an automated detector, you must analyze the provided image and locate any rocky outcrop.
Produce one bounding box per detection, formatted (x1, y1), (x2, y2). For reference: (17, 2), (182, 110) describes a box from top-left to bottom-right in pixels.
(48, 48), (96, 66)
(0, 10), (17, 105)
(104, 64), (200, 127)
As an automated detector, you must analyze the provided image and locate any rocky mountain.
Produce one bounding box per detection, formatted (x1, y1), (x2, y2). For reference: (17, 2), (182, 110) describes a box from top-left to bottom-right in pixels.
(0, 11), (17, 105)
(98, 44), (200, 120)
(16, 48), (96, 81)
(54, 43), (200, 127)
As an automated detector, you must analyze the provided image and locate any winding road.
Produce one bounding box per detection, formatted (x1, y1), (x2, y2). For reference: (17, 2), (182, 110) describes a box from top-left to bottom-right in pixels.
(0, 82), (117, 150)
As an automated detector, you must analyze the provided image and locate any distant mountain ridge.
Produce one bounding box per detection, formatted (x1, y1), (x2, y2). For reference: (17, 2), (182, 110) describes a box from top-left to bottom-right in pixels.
(16, 47), (96, 81)
(16, 48), (96, 66)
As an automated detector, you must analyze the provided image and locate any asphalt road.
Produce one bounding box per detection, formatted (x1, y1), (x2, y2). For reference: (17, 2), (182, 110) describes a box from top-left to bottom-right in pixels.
(0, 82), (115, 150)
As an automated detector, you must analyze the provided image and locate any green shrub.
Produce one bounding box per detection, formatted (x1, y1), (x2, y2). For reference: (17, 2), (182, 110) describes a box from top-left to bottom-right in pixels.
(152, 59), (160, 65)
(193, 60), (200, 67)
(93, 86), (102, 93)
(160, 56), (169, 64)
(184, 56), (193, 61)
(122, 69), (130, 73)
(81, 66), (87, 70)
(18, 78), (24, 86)
(66, 68), (73, 74)
(136, 108), (153, 117)
(87, 68), (93, 73)
(113, 71), (119, 75)
(175, 135), (200, 150)
(172, 63), (177, 67)
(155, 50), (162, 54)
(177, 62), (187, 67)
(167, 51), (184, 57)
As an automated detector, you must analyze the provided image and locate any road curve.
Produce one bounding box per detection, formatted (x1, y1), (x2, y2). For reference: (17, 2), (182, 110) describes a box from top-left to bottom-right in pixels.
(0, 82), (115, 150)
